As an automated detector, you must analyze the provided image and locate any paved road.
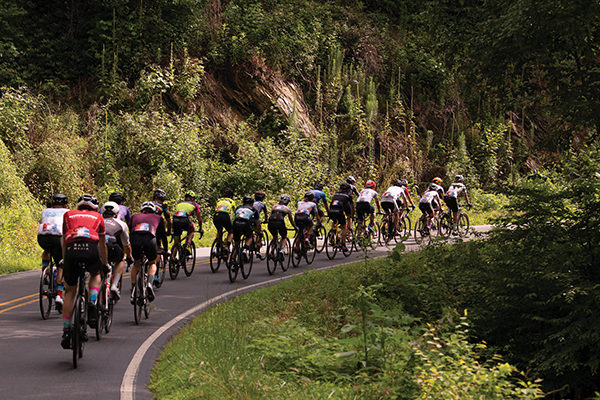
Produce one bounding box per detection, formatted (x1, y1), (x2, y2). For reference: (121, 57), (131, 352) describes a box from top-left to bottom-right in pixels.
(0, 226), (490, 399)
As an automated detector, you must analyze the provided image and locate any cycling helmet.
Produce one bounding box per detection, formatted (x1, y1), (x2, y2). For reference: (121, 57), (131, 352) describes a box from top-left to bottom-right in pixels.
(432, 177), (442, 184)
(102, 201), (120, 216)
(185, 190), (196, 199)
(108, 191), (124, 204)
(279, 194), (290, 205)
(346, 176), (356, 184)
(140, 201), (157, 213)
(52, 193), (68, 206)
(365, 180), (376, 189)
(455, 175), (464, 182)
(340, 182), (351, 192)
(255, 190), (266, 201)
(393, 179), (402, 187)
(428, 184), (438, 191)
(243, 195), (254, 204)
(400, 179), (408, 186)
(304, 191), (315, 201)
(153, 188), (167, 201)
(223, 188), (234, 198)
(77, 194), (99, 211)
(314, 181), (324, 191)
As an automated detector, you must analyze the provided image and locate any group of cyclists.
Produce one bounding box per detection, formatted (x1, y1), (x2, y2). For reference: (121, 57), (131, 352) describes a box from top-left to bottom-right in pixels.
(36, 174), (471, 351)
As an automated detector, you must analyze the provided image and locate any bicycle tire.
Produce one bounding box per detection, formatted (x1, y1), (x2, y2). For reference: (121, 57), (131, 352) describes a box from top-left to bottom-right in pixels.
(95, 288), (104, 341)
(72, 295), (81, 368)
(105, 296), (114, 334)
(183, 241), (196, 277)
(134, 268), (143, 325)
(314, 224), (326, 253)
(241, 242), (253, 279)
(414, 217), (429, 245)
(280, 238), (290, 272)
(398, 216), (411, 240)
(457, 213), (470, 237)
(210, 238), (222, 273)
(438, 213), (452, 239)
(168, 243), (181, 280)
(144, 272), (151, 319)
(266, 240), (277, 275)
(342, 228), (353, 257)
(228, 243), (240, 283)
(154, 252), (166, 288)
(305, 233), (317, 264)
(291, 234), (303, 268)
(325, 230), (337, 260)
(39, 265), (53, 320)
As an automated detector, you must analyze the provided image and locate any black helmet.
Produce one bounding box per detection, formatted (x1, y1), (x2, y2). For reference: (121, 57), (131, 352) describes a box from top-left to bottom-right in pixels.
(279, 194), (290, 205)
(304, 191), (315, 201)
(455, 175), (465, 182)
(340, 182), (351, 192)
(52, 193), (68, 206)
(255, 190), (266, 201)
(314, 181), (324, 190)
(243, 195), (254, 204)
(393, 180), (402, 187)
(223, 188), (234, 198)
(153, 188), (167, 201)
(428, 184), (438, 191)
(77, 194), (99, 210)
(108, 191), (124, 204)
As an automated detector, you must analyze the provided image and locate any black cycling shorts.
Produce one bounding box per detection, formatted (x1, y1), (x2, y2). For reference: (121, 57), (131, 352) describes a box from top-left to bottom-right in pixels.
(381, 200), (398, 213)
(232, 219), (253, 241)
(213, 212), (232, 232)
(294, 213), (313, 229)
(173, 216), (192, 237)
(419, 201), (436, 215)
(107, 243), (124, 263)
(355, 202), (374, 221)
(328, 210), (347, 227)
(130, 233), (158, 262)
(37, 235), (63, 264)
(63, 241), (103, 287)
(268, 220), (288, 238)
(444, 195), (459, 213)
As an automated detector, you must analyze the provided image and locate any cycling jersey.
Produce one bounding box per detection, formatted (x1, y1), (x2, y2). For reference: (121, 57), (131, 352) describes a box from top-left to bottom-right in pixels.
(130, 212), (164, 237)
(269, 204), (292, 222)
(235, 205), (259, 221)
(252, 200), (267, 220)
(104, 217), (130, 247)
(296, 201), (319, 217)
(63, 209), (106, 244)
(38, 207), (69, 236)
(446, 182), (467, 198)
(116, 205), (132, 225)
(152, 200), (171, 220)
(381, 186), (404, 203)
(232, 205), (259, 241)
(428, 183), (445, 197)
(330, 193), (353, 215)
(308, 189), (328, 206)
(420, 190), (439, 205)
(130, 212), (166, 261)
(357, 188), (379, 204)
(174, 200), (201, 218)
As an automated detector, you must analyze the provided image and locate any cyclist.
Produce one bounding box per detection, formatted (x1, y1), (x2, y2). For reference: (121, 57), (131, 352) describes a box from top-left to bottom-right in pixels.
(213, 188), (236, 252)
(444, 175), (472, 226)
(295, 192), (320, 242)
(108, 192), (131, 226)
(171, 191), (203, 262)
(252, 191), (268, 260)
(346, 176), (360, 197)
(102, 201), (132, 300)
(355, 180), (381, 231)
(419, 184), (443, 227)
(308, 181), (329, 224)
(60, 194), (107, 349)
(430, 177), (445, 198)
(232, 196), (260, 262)
(398, 179), (416, 209)
(152, 188), (172, 235)
(268, 194), (297, 252)
(129, 202), (167, 305)
(328, 182), (355, 252)
(380, 180), (406, 233)
(38, 193), (69, 310)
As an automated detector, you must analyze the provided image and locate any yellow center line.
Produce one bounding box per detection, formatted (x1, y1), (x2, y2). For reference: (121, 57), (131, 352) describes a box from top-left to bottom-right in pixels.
(0, 299), (38, 314)
(0, 293), (37, 307)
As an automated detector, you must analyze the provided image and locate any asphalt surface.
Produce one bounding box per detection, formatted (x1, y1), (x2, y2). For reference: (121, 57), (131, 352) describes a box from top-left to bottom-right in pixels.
(0, 226), (490, 399)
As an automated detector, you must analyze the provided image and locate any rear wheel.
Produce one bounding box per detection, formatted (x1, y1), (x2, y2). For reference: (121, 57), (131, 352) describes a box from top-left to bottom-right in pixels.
(438, 213), (452, 239)
(342, 228), (353, 257)
(210, 238), (222, 273)
(228, 243), (240, 283)
(457, 213), (470, 237)
(399, 216), (412, 240)
(305, 233), (317, 264)
(168, 243), (180, 280)
(143, 273), (151, 319)
(241, 242), (254, 279)
(39, 266), (53, 320)
(95, 288), (105, 340)
(266, 240), (277, 275)
(183, 241), (196, 277)
(134, 272), (143, 325)
(325, 230), (337, 260)
(414, 217), (429, 245)
(154, 253), (166, 288)
(291, 235), (303, 268)
(105, 297), (114, 334)
(280, 238), (290, 272)
(314, 224), (326, 253)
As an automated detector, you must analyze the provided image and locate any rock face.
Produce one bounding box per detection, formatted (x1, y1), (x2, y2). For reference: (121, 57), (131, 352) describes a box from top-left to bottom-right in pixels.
(193, 67), (317, 137)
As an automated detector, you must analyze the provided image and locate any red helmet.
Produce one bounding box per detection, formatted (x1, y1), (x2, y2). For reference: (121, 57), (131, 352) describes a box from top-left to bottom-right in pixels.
(432, 177), (442, 184)
(365, 180), (376, 189)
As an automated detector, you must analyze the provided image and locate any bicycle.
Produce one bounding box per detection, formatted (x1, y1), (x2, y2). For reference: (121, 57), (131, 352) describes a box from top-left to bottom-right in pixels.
(153, 250), (167, 288)
(291, 225), (317, 268)
(414, 209), (444, 245)
(326, 223), (353, 260)
(133, 255), (151, 325)
(266, 228), (294, 275)
(70, 265), (89, 368)
(253, 227), (269, 262)
(210, 230), (230, 273)
(169, 231), (198, 279)
(313, 222), (327, 253)
(95, 262), (116, 340)
(228, 227), (258, 282)
(438, 204), (472, 239)
(353, 212), (379, 252)
(39, 256), (59, 319)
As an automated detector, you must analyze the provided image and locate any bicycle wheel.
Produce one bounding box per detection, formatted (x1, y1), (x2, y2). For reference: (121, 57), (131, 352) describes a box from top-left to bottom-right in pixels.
(305, 233), (317, 264)
(168, 243), (181, 280)
(438, 213), (452, 239)
(72, 295), (81, 368)
(95, 289), (104, 341)
(228, 243), (240, 283)
(143, 272), (151, 319)
(255, 230), (268, 260)
(314, 224), (327, 253)
(210, 238), (222, 273)
(325, 230), (337, 260)
(183, 241), (196, 277)
(457, 213), (470, 237)
(398, 216), (411, 240)
(291, 234), (303, 268)
(105, 296), (114, 334)
(154, 252), (166, 288)
(414, 217), (429, 245)
(266, 240), (277, 275)
(342, 228), (353, 257)
(241, 242), (253, 279)
(134, 270), (143, 325)
(280, 238), (290, 272)
(39, 266), (53, 320)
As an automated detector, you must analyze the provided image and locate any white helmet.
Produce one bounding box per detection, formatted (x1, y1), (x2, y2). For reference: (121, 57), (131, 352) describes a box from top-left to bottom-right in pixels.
(140, 201), (157, 213)
(77, 194), (99, 210)
(102, 201), (120, 216)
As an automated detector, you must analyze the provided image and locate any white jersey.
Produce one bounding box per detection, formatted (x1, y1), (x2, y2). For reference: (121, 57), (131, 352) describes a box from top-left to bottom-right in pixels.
(446, 182), (467, 198)
(357, 188), (379, 203)
(38, 208), (69, 236)
(381, 186), (404, 202)
(420, 190), (439, 204)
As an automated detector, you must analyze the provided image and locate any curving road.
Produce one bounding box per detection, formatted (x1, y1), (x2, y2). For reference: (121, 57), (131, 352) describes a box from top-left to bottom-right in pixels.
(0, 227), (489, 399)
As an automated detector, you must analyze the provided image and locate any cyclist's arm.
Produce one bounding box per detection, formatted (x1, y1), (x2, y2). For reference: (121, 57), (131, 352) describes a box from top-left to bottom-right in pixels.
(262, 205), (268, 223)
(99, 233), (108, 266)
(286, 210), (297, 230)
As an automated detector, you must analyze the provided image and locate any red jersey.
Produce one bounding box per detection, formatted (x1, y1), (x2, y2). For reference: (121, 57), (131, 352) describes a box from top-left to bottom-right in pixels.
(63, 209), (106, 245)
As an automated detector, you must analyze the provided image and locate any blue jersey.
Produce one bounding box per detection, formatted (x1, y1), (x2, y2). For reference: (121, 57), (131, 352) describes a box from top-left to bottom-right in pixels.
(309, 190), (328, 206)
(252, 201), (267, 218)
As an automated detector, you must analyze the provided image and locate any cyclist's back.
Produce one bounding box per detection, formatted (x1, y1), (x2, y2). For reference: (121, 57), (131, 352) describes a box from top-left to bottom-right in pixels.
(356, 180), (380, 223)
(309, 181), (329, 216)
(173, 192), (202, 240)
(214, 188), (236, 246)
(102, 201), (131, 300)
